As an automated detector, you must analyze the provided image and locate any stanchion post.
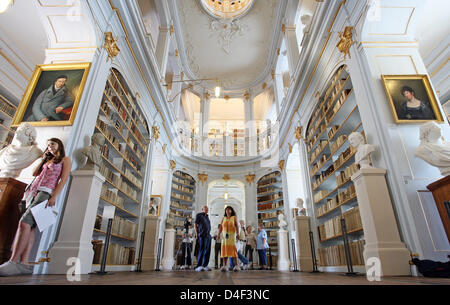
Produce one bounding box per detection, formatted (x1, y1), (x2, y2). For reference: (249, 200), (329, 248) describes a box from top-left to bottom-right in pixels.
(341, 218), (357, 276)
(97, 218), (113, 275)
(269, 247), (273, 270)
(135, 219), (146, 272)
(155, 238), (162, 271)
(309, 231), (320, 273)
(291, 239), (299, 272)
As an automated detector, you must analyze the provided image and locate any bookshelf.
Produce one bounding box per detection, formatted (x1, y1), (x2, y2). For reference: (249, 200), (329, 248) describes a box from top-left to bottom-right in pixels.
(257, 171), (284, 267)
(169, 170), (196, 263)
(91, 68), (150, 269)
(305, 65), (366, 269)
(0, 94), (17, 149)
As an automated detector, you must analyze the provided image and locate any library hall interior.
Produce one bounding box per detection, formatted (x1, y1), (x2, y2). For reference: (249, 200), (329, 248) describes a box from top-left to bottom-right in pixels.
(0, 0), (449, 287)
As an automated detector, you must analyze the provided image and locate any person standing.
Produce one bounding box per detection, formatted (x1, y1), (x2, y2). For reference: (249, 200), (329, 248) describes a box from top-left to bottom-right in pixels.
(212, 224), (223, 269)
(256, 223), (269, 270)
(180, 224), (194, 269)
(0, 138), (71, 276)
(194, 205), (212, 272)
(245, 225), (257, 269)
(218, 206), (240, 271)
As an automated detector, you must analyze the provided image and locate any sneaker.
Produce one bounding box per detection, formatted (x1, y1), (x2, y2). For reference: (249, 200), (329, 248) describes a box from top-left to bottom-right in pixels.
(203, 267), (211, 272)
(194, 266), (204, 272)
(242, 264), (249, 271)
(233, 266), (240, 272)
(220, 265), (228, 272)
(17, 263), (33, 275)
(0, 261), (22, 277)
(180, 265), (185, 270)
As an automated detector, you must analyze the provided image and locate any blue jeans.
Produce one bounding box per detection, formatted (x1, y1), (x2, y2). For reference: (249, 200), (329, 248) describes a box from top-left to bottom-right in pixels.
(196, 235), (211, 267)
(258, 249), (267, 266)
(230, 251), (249, 268)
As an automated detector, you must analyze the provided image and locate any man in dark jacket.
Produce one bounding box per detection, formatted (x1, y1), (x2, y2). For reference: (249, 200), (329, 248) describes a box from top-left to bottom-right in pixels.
(27, 75), (74, 122)
(194, 205), (211, 272)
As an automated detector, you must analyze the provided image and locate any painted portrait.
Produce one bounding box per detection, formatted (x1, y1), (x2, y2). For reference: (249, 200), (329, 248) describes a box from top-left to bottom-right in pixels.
(381, 75), (444, 124)
(12, 63), (91, 127)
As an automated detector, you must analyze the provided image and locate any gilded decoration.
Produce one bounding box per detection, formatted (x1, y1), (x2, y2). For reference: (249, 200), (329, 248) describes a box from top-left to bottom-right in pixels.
(198, 173), (208, 184)
(295, 126), (303, 141)
(162, 144), (167, 155)
(288, 143), (293, 154)
(336, 26), (355, 60)
(104, 32), (120, 62)
(278, 160), (285, 171)
(170, 160), (176, 171)
(245, 174), (255, 184)
(152, 126), (160, 141)
(223, 174), (230, 181)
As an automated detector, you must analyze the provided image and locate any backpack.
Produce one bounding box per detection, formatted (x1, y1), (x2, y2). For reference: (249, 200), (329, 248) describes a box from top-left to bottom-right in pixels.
(412, 258), (450, 278)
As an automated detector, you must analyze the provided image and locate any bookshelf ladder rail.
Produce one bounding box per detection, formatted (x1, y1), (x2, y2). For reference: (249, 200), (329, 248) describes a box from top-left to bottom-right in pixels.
(291, 239), (299, 272)
(155, 238), (162, 271)
(341, 218), (357, 276)
(97, 218), (113, 275)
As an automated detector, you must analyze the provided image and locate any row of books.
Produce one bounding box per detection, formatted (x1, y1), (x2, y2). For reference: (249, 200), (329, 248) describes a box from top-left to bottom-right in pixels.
(101, 185), (125, 208)
(260, 219), (279, 228)
(170, 201), (192, 211)
(172, 176), (194, 187)
(314, 190), (329, 204)
(171, 192), (193, 202)
(258, 200), (283, 212)
(171, 183), (194, 195)
(330, 135), (347, 155)
(316, 184), (356, 217)
(174, 171), (194, 181)
(260, 172), (281, 182)
(258, 192), (283, 203)
(111, 215), (138, 239)
(318, 239), (365, 266)
(258, 178), (279, 188)
(0, 98), (15, 117)
(92, 240), (136, 265)
(99, 165), (138, 201)
(258, 209), (283, 220)
(307, 123), (326, 149)
(318, 206), (362, 241)
(257, 186), (277, 195)
(309, 139), (328, 164)
(310, 153), (329, 177)
(325, 88), (351, 126)
(166, 215), (186, 228)
(336, 163), (358, 185)
(169, 207), (192, 219)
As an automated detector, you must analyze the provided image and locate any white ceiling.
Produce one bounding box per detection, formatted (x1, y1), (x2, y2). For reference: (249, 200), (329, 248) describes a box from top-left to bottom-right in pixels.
(174, 0), (280, 90)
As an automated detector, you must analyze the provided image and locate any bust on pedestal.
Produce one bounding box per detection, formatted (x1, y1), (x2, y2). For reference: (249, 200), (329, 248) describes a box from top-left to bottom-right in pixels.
(276, 213), (290, 271)
(161, 225), (176, 271)
(350, 134), (411, 276)
(0, 123), (42, 263)
(415, 122), (450, 242)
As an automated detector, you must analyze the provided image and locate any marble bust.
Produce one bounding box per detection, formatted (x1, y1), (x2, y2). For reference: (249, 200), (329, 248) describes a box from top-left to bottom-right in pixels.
(349, 132), (375, 169)
(81, 133), (105, 170)
(415, 122), (450, 176)
(0, 123), (42, 178)
(278, 213), (287, 231)
(149, 196), (161, 216)
(297, 198), (306, 216)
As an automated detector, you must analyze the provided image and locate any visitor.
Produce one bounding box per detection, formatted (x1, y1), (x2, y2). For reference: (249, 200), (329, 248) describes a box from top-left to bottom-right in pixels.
(212, 224), (223, 269)
(230, 220), (250, 270)
(245, 225), (257, 269)
(218, 206), (240, 272)
(180, 224), (194, 269)
(194, 205), (212, 272)
(0, 138), (72, 276)
(257, 223), (269, 270)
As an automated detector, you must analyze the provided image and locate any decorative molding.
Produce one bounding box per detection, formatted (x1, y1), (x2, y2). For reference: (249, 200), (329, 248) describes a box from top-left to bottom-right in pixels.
(278, 160), (285, 171)
(210, 18), (246, 54)
(222, 174), (230, 181)
(104, 32), (120, 62)
(336, 26), (356, 60)
(294, 126), (303, 141)
(288, 143), (293, 154)
(152, 125), (160, 141)
(198, 173), (208, 184)
(162, 144), (167, 155)
(245, 173), (255, 184)
(170, 160), (176, 170)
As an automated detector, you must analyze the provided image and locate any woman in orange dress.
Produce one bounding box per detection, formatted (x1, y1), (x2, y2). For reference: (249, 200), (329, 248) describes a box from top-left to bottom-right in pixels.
(218, 206), (240, 271)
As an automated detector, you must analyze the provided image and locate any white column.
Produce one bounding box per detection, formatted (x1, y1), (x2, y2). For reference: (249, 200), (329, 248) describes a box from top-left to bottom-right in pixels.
(245, 181), (258, 229)
(352, 168), (411, 276)
(47, 170), (105, 274)
(155, 27), (171, 80)
(284, 25), (300, 76)
(277, 229), (290, 271)
(161, 228), (176, 270)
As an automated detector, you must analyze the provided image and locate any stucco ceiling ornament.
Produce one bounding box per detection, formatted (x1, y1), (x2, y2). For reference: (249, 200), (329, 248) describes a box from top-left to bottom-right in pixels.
(198, 173), (208, 184)
(245, 174), (255, 184)
(170, 160), (176, 171)
(336, 26), (356, 60)
(210, 18), (246, 54)
(104, 32), (120, 62)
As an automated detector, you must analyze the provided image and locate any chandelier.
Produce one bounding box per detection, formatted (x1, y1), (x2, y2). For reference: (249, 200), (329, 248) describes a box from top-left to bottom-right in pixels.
(200, 0), (254, 19)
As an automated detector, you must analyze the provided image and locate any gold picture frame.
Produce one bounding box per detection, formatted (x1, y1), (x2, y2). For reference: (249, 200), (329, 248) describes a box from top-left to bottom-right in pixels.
(149, 195), (162, 217)
(381, 74), (444, 124)
(12, 63), (91, 127)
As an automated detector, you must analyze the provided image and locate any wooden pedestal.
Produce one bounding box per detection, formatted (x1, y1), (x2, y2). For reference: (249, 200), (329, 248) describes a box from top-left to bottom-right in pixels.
(0, 178), (27, 264)
(427, 175), (450, 243)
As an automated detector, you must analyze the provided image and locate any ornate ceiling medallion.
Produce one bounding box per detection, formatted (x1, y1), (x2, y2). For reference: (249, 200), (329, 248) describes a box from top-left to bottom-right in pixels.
(210, 18), (246, 54)
(200, 0), (254, 20)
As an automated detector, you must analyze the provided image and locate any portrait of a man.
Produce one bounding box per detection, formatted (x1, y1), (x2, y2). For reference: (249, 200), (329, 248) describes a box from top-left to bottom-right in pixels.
(381, 75), (444, 124)
(12, 63), (91, 127)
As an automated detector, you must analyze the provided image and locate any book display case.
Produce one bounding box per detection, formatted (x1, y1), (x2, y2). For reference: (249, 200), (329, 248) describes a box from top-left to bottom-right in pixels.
(168, 170), (196, 263)
(91, 68), (150, 269)
(305, 65), (366, 269)
(0, 94), (17, 149)
(257, 171), (284, 267)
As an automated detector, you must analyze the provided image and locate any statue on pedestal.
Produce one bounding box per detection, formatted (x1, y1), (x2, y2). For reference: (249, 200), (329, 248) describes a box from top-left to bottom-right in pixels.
(415, 122), (450, 176)
(149, 196), (161, 216)
(349, 132), (375, 169)
(278, 213), (287, 231)
(297, 198), (306, 216)
(80, 133), (104, 170)
(0, 123), (42, 178)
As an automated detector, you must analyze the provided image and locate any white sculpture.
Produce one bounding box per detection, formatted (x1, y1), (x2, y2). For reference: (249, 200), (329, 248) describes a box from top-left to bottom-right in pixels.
(415, 122), (450, 176)
(149, 196), (161, 216)
(349, 132), (375, 169)
(0, 123), (42, 178)
(278, 213), (287, 231)
(297, 198), (306, 216)
(81, 133), (105, 170)
(301, 14), (312, 34)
